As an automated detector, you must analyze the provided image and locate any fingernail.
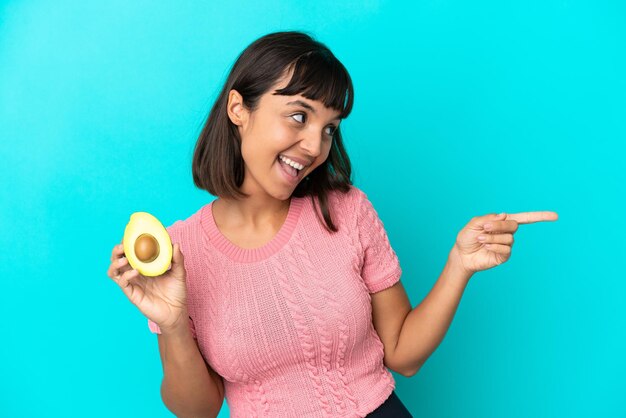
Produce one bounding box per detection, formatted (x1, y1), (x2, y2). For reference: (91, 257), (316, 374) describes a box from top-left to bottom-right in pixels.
(118, 257), (126, 266)
(484, 223), (492, 230)
(478, 235), (486, 241)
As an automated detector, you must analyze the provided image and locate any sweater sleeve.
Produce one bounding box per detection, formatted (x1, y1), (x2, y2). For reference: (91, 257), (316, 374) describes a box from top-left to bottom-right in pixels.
(356, 190), (402, 293)
(147, 222), (197, 339)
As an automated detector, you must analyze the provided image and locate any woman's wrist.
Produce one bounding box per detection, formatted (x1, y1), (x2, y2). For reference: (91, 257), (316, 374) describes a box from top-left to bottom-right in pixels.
(447, 245), (474, 284)
(158, 309), (191, 338)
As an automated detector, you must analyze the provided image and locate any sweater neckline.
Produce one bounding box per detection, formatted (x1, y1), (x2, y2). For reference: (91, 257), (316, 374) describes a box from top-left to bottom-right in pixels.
(201, 196), (305, 263)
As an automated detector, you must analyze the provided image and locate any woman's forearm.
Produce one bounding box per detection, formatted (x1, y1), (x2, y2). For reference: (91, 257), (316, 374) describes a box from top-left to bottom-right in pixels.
(393, 246), (473, 376)
(159, 322), (223, 418)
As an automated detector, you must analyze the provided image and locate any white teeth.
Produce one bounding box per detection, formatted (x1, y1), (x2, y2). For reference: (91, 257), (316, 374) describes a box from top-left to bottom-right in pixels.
(279, 155), (304, 171)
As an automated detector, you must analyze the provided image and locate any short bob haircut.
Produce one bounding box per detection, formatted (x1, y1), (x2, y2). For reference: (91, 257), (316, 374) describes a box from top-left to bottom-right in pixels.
(192, 31), (354, 233)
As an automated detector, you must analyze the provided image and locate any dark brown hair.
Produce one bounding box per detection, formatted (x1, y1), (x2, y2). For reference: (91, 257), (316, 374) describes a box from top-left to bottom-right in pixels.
(192, 31), (354, 232)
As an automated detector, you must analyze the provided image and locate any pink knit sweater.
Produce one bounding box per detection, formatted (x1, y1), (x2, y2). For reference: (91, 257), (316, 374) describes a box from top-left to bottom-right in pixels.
(148, 185), (403, 417)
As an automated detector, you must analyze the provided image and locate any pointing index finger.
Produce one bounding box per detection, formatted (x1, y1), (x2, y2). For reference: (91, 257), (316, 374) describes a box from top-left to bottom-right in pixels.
(505, 211), (559, 224)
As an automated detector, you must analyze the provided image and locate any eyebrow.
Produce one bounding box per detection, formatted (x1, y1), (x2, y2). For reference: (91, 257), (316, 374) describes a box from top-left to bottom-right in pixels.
(286, 100), (316, 113)
(286, 100), (341, 122)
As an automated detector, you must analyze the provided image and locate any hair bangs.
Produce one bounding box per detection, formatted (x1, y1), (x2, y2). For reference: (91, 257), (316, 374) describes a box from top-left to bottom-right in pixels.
(274, 51), (354, 119)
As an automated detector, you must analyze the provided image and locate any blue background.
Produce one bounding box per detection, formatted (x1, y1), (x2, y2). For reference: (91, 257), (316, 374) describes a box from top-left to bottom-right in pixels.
(1, 0), (624, 416)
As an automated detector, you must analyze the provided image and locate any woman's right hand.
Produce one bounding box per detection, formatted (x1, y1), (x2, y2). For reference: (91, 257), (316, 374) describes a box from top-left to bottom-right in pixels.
(107, 241), (189, 333)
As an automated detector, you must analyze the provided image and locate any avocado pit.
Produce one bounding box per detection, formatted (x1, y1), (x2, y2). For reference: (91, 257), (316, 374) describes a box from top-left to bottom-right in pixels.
(134, 233), (160, 263)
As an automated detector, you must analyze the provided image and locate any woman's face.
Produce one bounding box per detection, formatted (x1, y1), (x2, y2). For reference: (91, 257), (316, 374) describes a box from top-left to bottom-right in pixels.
(228, 73), (342, 201)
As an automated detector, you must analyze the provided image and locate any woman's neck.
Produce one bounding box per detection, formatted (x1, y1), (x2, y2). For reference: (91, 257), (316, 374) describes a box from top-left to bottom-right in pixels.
(213, 195), (291, 230)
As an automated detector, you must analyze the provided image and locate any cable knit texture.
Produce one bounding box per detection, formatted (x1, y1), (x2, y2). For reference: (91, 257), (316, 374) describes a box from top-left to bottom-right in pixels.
(148, 185), (403, 417)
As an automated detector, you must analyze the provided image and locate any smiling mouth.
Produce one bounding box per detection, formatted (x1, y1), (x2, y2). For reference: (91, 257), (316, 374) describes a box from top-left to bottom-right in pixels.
(278, 154), (307, 170)
(276, 155), (303, 179)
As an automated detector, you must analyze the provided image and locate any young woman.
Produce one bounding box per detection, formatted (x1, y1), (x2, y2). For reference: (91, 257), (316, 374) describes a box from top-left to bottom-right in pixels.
(107, 31), (557, 417)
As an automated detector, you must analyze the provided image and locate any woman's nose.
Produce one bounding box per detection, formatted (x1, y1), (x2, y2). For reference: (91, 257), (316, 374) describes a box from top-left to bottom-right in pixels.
(300, 132), (323, 158)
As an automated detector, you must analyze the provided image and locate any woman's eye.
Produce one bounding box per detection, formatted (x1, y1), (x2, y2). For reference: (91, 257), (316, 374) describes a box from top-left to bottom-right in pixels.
(325, 126), (337, 136)
(291, 113), (306, 123)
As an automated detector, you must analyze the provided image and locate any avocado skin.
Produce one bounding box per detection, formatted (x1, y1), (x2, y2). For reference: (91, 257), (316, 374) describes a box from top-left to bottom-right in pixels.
(123, 212), (172, 277)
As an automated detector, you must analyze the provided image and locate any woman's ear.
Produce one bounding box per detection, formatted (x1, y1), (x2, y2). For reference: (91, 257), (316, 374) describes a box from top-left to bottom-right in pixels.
(227, 89), (248, 127)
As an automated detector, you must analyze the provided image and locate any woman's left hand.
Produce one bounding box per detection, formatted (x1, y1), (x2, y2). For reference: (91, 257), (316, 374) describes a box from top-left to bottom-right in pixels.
(451, 211), (559, 275)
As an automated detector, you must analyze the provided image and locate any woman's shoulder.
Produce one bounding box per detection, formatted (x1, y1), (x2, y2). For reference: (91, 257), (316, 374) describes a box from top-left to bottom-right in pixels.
(313, 185), (368, 231)
(325, 184), (367, 209)
(165, 203), (209, 240)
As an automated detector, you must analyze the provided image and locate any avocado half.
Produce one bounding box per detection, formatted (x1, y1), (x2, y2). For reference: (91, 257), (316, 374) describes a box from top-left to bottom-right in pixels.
(123, 212), (172, 277)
